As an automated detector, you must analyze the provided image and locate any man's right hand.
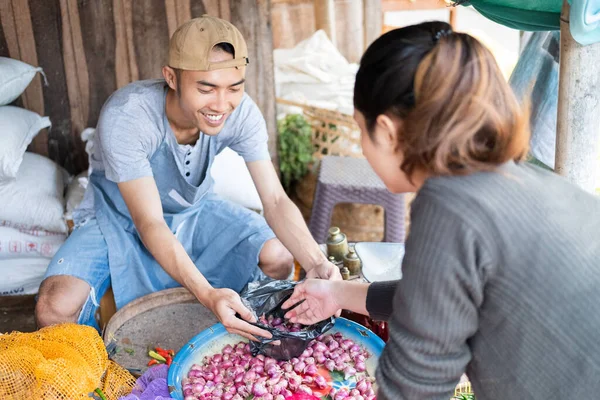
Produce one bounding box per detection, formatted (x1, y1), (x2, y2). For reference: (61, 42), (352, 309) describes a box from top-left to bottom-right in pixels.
(204, 288), (273, 342)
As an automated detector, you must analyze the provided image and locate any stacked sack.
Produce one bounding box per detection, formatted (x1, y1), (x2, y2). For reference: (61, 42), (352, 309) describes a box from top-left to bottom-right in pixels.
(0, 57), (68, 296)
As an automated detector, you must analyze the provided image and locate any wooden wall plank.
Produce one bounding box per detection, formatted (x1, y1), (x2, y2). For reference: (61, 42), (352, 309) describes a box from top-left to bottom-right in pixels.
(28, 0), (86, 173)
(165, 0), (180, 38)
(9, 0), (44, 115)
(0, 17), (8, 57)
(382, 0), (448, 12)
(78, 0), (117, 129)
(0, 0), (19, 58)
(313, 0), (336, 46)
(199, 0), (218, 17)
(218, 0), (230, 20)
(363, 0), (382, 50)
(132, 0), (170, 80)
(1, 0), (47, 156)
(176, 0), (192, 26)
(124, 0), (140, 83)
(335, 0), (363, 63)
(113, 0), (128, 87)
(271, 0), (315, 49)
(59, 0), (90, 153)
(230, 0), (278, 165)
(113, 0), (137, 87)
(165, 0), (192, 38)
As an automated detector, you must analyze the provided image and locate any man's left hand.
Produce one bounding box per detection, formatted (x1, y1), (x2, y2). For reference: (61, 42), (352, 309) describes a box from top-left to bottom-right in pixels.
(305, 261), (342, 317)
(306, 260), (342, 281)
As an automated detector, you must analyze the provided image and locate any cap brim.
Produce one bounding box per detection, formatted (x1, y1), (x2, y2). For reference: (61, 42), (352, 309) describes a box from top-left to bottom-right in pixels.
(207, 57), (249, 71)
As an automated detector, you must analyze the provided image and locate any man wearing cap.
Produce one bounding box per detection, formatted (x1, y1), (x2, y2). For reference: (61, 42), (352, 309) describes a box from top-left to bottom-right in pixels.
(36, 16), (340, 339)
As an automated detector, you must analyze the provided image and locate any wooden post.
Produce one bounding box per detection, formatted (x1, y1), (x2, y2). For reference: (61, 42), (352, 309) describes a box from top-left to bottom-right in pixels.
(314, 0), (336, 46)
(555, 0), (600, 192)
(448, 7), (457, 28)
(335, 0), (364, 63)
(363, 0), (382, 50)
(229, 0), (279, 167)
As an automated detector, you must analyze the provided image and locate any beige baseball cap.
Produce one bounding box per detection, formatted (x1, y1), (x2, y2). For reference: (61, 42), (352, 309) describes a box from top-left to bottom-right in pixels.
(168, 15), (249, 71)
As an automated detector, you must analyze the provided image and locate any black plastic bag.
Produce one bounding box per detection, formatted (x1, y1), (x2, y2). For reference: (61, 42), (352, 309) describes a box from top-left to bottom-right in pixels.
(239, 279), (335, 361)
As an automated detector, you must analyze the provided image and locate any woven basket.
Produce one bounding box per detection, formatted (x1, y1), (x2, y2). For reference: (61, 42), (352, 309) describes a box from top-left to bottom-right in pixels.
(277, 98), (363, 161)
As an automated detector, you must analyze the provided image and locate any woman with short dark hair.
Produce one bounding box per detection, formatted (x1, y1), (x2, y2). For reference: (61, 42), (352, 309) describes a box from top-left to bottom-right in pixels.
(283, 21), (600, 400)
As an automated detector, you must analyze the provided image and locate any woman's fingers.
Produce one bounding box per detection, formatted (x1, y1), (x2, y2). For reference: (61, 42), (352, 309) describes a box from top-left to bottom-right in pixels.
(287, 300), (318, 323)
(281, 284), (306, 310)
(290, 306), (320, 325)
(285, 295), (312, 319)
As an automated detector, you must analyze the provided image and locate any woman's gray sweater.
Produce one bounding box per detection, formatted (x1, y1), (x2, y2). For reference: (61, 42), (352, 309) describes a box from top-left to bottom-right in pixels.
(365, 162), (600, 399)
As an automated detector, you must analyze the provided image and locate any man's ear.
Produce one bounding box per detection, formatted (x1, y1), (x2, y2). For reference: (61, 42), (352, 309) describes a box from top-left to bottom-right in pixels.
(162, 66), (177, 91)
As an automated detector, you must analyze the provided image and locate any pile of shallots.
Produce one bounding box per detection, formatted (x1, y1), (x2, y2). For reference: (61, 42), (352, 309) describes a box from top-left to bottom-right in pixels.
(182, 332), (376, 400)
(257, 314), (305, 333)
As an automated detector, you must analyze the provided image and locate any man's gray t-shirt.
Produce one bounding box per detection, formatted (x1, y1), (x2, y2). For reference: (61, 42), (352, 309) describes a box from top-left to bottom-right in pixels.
(76, 79), (269, 221)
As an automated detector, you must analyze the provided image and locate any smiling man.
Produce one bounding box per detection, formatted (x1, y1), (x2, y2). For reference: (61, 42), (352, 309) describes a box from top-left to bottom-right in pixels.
(35, 15), (340, 339)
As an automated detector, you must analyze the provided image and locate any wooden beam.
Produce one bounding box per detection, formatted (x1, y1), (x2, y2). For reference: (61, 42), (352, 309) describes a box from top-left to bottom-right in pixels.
(271, 0), (316, 49)
(314, 0), (336, 46)
(229, 0), (279, 166)
(448, 7), (456, 27)
(363, 0), (382, 49)
(335, 0), (363, 63)
(271, 0), (308, 4)
(555, 0), (600, 192)
(382, 0), (449, 12)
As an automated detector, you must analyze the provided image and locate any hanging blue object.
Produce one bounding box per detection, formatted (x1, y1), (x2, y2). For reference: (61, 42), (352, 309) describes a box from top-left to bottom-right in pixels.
(452, 0), (563, 31)
(569, 0), (600, 45)
(452, 0), (600, 45)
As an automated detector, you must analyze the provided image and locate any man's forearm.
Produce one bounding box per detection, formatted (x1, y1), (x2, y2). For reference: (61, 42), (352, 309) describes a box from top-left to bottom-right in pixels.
(137, 220), (214, 304)
(264, 197), (329, 272)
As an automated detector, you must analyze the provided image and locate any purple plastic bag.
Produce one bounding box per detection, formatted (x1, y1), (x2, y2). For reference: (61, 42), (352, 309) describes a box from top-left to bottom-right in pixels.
(118, 365), (171, 400)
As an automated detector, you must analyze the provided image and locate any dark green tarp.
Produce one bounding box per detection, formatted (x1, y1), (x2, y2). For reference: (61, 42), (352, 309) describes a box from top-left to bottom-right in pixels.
(454, 0), (563, 31)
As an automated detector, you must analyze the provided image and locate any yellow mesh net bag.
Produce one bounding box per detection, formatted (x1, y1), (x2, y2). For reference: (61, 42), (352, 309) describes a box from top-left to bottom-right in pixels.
(0, 323), (135, 400)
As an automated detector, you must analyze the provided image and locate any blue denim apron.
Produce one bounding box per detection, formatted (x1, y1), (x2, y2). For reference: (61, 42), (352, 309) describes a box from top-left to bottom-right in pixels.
(88, 113), (259, 309)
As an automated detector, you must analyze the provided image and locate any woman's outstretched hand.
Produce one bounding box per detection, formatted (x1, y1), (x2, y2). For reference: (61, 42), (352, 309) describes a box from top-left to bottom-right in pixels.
(282, 279), (342, 325)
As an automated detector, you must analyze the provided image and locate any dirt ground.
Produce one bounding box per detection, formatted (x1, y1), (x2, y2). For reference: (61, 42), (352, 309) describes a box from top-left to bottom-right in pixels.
(0, 295), (36, 333)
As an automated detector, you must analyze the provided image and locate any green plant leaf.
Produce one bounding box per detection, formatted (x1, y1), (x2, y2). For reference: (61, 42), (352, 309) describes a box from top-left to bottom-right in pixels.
(277, 113), (314, 192)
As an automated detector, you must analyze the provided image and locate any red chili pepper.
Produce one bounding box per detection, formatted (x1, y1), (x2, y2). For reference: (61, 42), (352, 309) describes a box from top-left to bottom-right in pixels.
(147, 359), (159, 367)
(167, 349), (175, 357)
(165, 355), (172, 366)
(155, 348), (170, 359)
